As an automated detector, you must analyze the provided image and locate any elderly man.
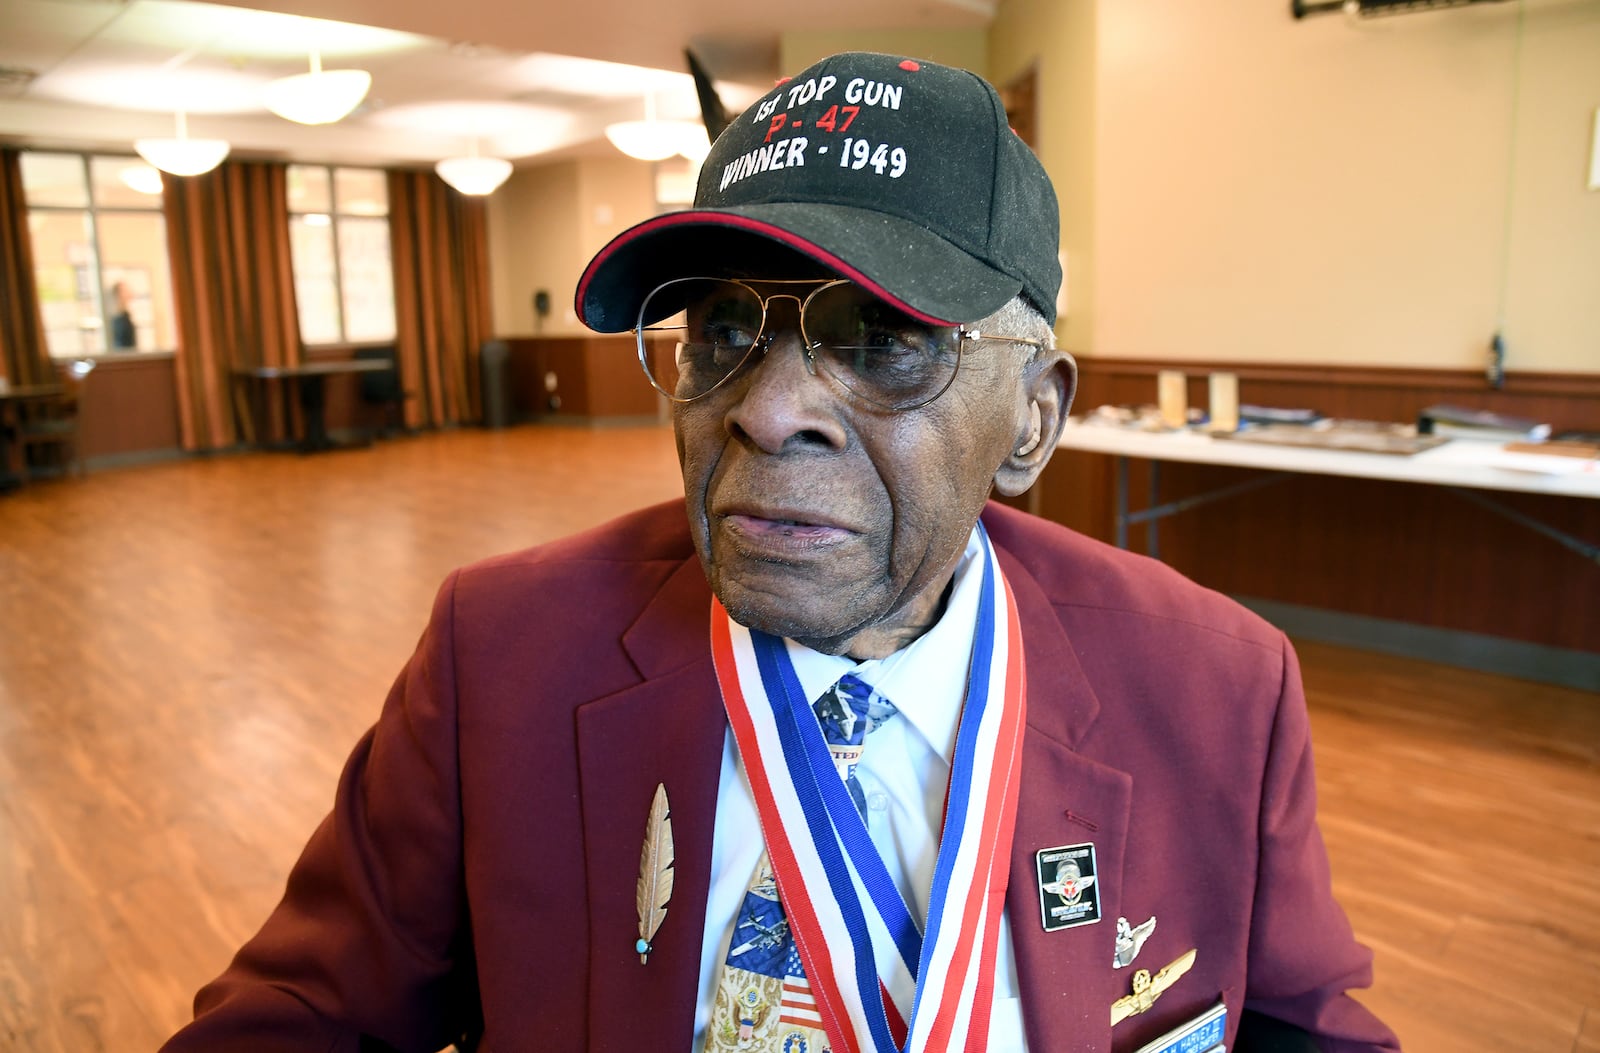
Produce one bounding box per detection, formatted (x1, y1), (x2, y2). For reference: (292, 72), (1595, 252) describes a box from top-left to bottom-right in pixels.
(163, 53), (1398, 1053)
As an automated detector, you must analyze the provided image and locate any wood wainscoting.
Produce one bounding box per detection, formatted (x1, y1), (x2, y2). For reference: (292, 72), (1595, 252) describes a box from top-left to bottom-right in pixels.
(75, 352), (183, 463)
(501, 335), (664, 422)
(1033, 358), (1600, 654)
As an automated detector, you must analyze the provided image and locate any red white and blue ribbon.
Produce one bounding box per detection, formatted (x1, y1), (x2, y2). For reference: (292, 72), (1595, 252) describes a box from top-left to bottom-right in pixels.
(711, 523), (1027, 1053)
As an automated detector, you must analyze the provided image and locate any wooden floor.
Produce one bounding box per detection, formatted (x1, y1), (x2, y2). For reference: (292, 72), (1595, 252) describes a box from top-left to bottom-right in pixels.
(0, 425), (1594, 1052)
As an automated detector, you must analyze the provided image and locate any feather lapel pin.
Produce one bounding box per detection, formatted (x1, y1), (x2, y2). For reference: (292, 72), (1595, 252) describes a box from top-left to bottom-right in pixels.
(635, 782), (675, 964)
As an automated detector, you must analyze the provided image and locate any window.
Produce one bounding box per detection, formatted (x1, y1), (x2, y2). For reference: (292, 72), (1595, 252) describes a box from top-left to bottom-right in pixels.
(21, 153), (176, 357)
(287, 165), (396, 346)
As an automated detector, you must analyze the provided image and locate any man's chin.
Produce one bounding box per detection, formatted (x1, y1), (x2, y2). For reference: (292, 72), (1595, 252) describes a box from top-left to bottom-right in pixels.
(710, 577), (872, 656)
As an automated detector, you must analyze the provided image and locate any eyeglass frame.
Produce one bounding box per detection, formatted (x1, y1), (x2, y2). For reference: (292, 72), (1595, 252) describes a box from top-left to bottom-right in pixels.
(633, 277), (1049, 412)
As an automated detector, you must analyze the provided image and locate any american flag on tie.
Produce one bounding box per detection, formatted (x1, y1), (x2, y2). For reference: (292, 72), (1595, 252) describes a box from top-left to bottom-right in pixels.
(779, 942), (823, 1029)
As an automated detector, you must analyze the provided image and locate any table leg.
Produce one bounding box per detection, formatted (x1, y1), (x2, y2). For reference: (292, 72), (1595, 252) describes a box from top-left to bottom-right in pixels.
(278, 378), (297, 449)
(1148, 460), (1161, 560)
(0, 430), (19, 492)
(0, 403), (24, 490)
(296, 376), (332, 453)
(1115, 455), (1129, 549)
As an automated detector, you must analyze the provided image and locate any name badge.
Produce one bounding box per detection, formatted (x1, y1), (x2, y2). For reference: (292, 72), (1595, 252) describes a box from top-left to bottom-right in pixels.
(1133, 1000), (1227, 1053)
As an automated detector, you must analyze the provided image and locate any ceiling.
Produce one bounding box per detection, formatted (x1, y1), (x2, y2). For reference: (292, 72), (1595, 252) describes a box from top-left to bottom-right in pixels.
(0, 0), (997, 170)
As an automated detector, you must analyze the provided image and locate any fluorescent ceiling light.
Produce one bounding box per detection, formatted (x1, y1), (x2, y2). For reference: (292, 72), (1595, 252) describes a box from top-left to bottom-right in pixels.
(265, 53), (372, 125)
(134, 111), (229, 176)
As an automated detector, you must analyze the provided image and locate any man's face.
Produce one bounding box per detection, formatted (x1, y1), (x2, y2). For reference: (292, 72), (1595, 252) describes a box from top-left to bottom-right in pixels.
(671, 281), (1033, 658)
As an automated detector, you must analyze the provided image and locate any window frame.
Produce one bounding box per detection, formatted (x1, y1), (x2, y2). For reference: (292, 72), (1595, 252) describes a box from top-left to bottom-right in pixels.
(286, 163), (396, 348)
(21, 151), (175, 359)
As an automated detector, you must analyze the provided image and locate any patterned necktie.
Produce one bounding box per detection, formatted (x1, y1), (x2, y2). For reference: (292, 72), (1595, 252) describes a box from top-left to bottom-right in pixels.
(703, 673), (898, 1053)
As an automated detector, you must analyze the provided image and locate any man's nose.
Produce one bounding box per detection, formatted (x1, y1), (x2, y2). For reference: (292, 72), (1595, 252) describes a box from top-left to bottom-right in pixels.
(724, 326), (846, 454)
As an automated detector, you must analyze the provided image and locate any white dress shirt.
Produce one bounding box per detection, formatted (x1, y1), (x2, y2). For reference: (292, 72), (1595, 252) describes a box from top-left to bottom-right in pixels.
(693, 530), (1028, 1051)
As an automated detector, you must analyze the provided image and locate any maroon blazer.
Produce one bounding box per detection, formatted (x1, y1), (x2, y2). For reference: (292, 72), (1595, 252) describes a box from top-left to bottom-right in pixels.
(163, 501), (1399, 1052)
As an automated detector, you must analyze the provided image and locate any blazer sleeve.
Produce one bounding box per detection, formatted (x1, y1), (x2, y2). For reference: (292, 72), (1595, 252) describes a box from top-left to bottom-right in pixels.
(1243, 635), (1401, 1052)
(161, 571), (475, 1053)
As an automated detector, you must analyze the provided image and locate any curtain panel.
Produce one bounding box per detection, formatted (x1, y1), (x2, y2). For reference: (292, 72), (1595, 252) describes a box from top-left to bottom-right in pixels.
(0, 149), (53, 386)
(388, 170), (492, 429)
(163, 160), (300, 451)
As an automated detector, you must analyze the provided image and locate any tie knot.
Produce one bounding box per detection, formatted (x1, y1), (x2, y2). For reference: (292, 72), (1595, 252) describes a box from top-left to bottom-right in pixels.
(813, 673), (897, 747)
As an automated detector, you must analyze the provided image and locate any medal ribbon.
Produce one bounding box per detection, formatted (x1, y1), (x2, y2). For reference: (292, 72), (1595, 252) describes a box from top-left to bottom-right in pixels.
(711, 523), (1027, 1053)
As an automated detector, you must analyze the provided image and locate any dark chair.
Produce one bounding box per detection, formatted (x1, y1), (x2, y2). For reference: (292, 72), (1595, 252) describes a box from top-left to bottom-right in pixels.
(353, 346), (412, 439)
(20, 358), (95, 478)
(1235, 1009), (1321, 1052)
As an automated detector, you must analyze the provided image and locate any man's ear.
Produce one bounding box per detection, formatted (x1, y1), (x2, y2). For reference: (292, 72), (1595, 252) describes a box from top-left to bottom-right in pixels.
(994, 349), (1077, 497)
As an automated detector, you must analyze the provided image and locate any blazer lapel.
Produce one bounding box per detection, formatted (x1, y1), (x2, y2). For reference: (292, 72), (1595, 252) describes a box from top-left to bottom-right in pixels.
(998, 542), (1135, 1050)
(576, 557), (727, 1049)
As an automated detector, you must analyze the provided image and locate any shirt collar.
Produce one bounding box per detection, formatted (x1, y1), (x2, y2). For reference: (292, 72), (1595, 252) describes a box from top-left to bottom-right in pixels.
(783, 527), (982, 766)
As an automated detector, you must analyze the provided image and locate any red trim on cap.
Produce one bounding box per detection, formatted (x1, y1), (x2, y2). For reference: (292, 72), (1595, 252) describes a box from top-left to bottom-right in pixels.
(899, 60), (920, 71)
(575, 210), (958, 327)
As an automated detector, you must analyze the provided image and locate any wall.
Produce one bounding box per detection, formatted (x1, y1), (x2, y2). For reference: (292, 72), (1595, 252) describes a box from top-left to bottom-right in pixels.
(77, 353), (182, 462)
(990, 0), (1097, 354)
(487, 162), (581, 338)
(486, 155), (655, 340)
(1499, 2), (1600, 373)
(577, 155), (659, 287)
(992, 0), (1599, 374)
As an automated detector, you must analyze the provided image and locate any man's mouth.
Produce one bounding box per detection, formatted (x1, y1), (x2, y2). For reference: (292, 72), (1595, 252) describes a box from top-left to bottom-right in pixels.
(717, 511), (853, 549)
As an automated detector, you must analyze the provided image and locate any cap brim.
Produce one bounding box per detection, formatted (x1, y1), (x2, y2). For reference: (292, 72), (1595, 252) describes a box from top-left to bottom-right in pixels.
(575, 205), (1025, 333)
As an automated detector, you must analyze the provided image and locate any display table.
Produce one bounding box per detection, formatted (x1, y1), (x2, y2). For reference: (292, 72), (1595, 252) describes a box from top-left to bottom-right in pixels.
(1055, 420), (1599, 563)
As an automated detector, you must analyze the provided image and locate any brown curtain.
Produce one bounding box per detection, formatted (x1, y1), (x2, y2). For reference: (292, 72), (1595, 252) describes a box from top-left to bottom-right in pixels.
(388, 170), (492, 428)
(163, 160), (300, 451)
(0, 149), (53, 386)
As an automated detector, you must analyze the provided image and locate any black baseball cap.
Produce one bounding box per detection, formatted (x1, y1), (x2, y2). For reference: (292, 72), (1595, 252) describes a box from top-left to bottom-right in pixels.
(575, 51), (1061, 332)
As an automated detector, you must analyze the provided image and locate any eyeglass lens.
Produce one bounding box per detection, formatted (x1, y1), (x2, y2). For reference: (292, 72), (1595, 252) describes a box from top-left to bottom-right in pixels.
(637, 278), (961, 410)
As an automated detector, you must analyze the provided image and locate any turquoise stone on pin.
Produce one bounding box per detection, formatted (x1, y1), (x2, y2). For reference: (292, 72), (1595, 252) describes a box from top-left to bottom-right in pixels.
(636, 939), (650, 954)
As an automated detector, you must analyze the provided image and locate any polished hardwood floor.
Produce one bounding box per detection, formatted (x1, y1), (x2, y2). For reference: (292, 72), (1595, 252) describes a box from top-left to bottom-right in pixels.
(0, 425), (1594, 1052)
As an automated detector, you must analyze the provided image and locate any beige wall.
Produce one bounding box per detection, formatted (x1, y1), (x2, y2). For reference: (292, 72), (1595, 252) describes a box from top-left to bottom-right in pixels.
(995, 0), (1599, 372)
(492, 3), (1598, 373)
(487, 155), (654, 337)
(577, 155), (660, 274)
(1094, 0), (1599, 372)
(488, 162), (579, 336)
(991, 0), (1097, 354)
(1497, 2), (1600, 374)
